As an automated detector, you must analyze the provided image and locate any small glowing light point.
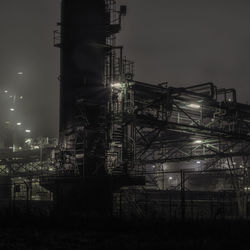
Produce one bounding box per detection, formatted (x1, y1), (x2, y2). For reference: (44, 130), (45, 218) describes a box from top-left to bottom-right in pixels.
(196, 161), (201, 164)
(152, 165), (156, 169)
(10, 108), (15, 111)
(17, 72), (23, 75)
(25, 129), (31, 133)
(16, 122), (22, 126)
(20, 96), (23, 99)
(187, 103), (201, 109)
(4, 90), (8, 93)
(25, 138), (32, 144)
(169, 176), (173, 180)
(194, 140), (202, 144)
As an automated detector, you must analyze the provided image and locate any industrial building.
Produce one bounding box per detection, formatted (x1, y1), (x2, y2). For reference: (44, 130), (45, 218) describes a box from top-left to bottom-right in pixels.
(0, 0), (249, 220)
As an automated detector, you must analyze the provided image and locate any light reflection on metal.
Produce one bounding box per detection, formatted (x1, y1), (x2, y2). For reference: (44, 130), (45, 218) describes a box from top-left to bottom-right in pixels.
(187, 103), (201, 109)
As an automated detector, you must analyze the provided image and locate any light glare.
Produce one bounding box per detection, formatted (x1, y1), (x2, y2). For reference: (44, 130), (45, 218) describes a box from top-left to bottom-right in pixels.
(111, 82), (122, 89)
(194, 140), (202, 144)
(188, 103), (201, 109)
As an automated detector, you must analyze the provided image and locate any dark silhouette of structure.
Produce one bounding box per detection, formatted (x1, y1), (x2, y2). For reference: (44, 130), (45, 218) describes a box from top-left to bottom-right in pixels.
(0, 0), (250, 220)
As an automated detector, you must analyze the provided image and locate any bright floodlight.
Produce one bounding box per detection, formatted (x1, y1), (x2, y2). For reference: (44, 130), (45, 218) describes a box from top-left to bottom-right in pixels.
(10, 108), (15, 111)
(188, 103), (201, 109)
(25, 129), (31, 133)
(17, 72), (23, 75)
(194, 140), (202, 144)
(111, 82), (122, 89)
(16, 122), (22, 126)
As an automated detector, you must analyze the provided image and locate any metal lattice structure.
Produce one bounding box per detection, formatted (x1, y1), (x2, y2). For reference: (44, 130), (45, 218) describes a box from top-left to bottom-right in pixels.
(108, 81), (250, 188)
(107, 81), (250, 218)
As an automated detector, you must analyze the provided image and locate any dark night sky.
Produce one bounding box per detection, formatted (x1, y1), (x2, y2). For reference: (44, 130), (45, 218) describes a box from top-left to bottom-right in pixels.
(0, 0), (250, 138)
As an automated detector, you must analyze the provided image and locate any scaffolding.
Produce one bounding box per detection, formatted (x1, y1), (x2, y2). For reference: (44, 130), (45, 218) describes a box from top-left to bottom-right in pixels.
(109, 80), (250, 218)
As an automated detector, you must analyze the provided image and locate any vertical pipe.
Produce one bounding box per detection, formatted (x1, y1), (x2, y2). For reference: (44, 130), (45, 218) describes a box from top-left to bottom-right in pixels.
(181, 170), (185, 220)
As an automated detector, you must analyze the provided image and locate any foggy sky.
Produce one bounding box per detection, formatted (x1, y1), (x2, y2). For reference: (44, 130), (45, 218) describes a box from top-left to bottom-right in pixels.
(0, 0), (249, 138)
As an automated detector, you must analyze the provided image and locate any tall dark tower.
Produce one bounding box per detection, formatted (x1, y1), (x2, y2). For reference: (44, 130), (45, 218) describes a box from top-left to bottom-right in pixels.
(41, 0), (144, 216)
(42, 0), (127, 215)
(59, 0), (107, 177)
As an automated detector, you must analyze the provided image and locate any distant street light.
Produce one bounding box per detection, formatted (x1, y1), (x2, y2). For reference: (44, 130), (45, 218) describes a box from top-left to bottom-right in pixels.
(17, 72), (23, 75)
(10, 108), (15, 111)
(16, 122), (22, 126)
(25, 129), (31, 133)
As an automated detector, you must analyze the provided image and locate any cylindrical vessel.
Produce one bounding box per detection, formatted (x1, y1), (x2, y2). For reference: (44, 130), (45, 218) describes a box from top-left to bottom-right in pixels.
(60, 0), (107, 176)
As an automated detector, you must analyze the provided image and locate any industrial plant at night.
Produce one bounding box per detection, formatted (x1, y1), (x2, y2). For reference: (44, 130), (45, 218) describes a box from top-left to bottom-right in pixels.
(0, 0), (249, 221)
(1, 0), (250, 248)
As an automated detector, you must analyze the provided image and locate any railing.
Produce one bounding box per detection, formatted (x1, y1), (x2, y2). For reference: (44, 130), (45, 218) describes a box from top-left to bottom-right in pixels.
(53, 30), (61, 48)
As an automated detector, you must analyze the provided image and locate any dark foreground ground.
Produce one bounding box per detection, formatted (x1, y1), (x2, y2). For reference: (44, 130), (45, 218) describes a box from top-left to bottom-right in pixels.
(0, 216), (250, 250)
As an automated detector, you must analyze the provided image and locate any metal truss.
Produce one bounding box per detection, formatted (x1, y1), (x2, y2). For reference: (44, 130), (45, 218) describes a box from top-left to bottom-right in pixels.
(108, 80), (250, 192)
(0, 147), (56, 178)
